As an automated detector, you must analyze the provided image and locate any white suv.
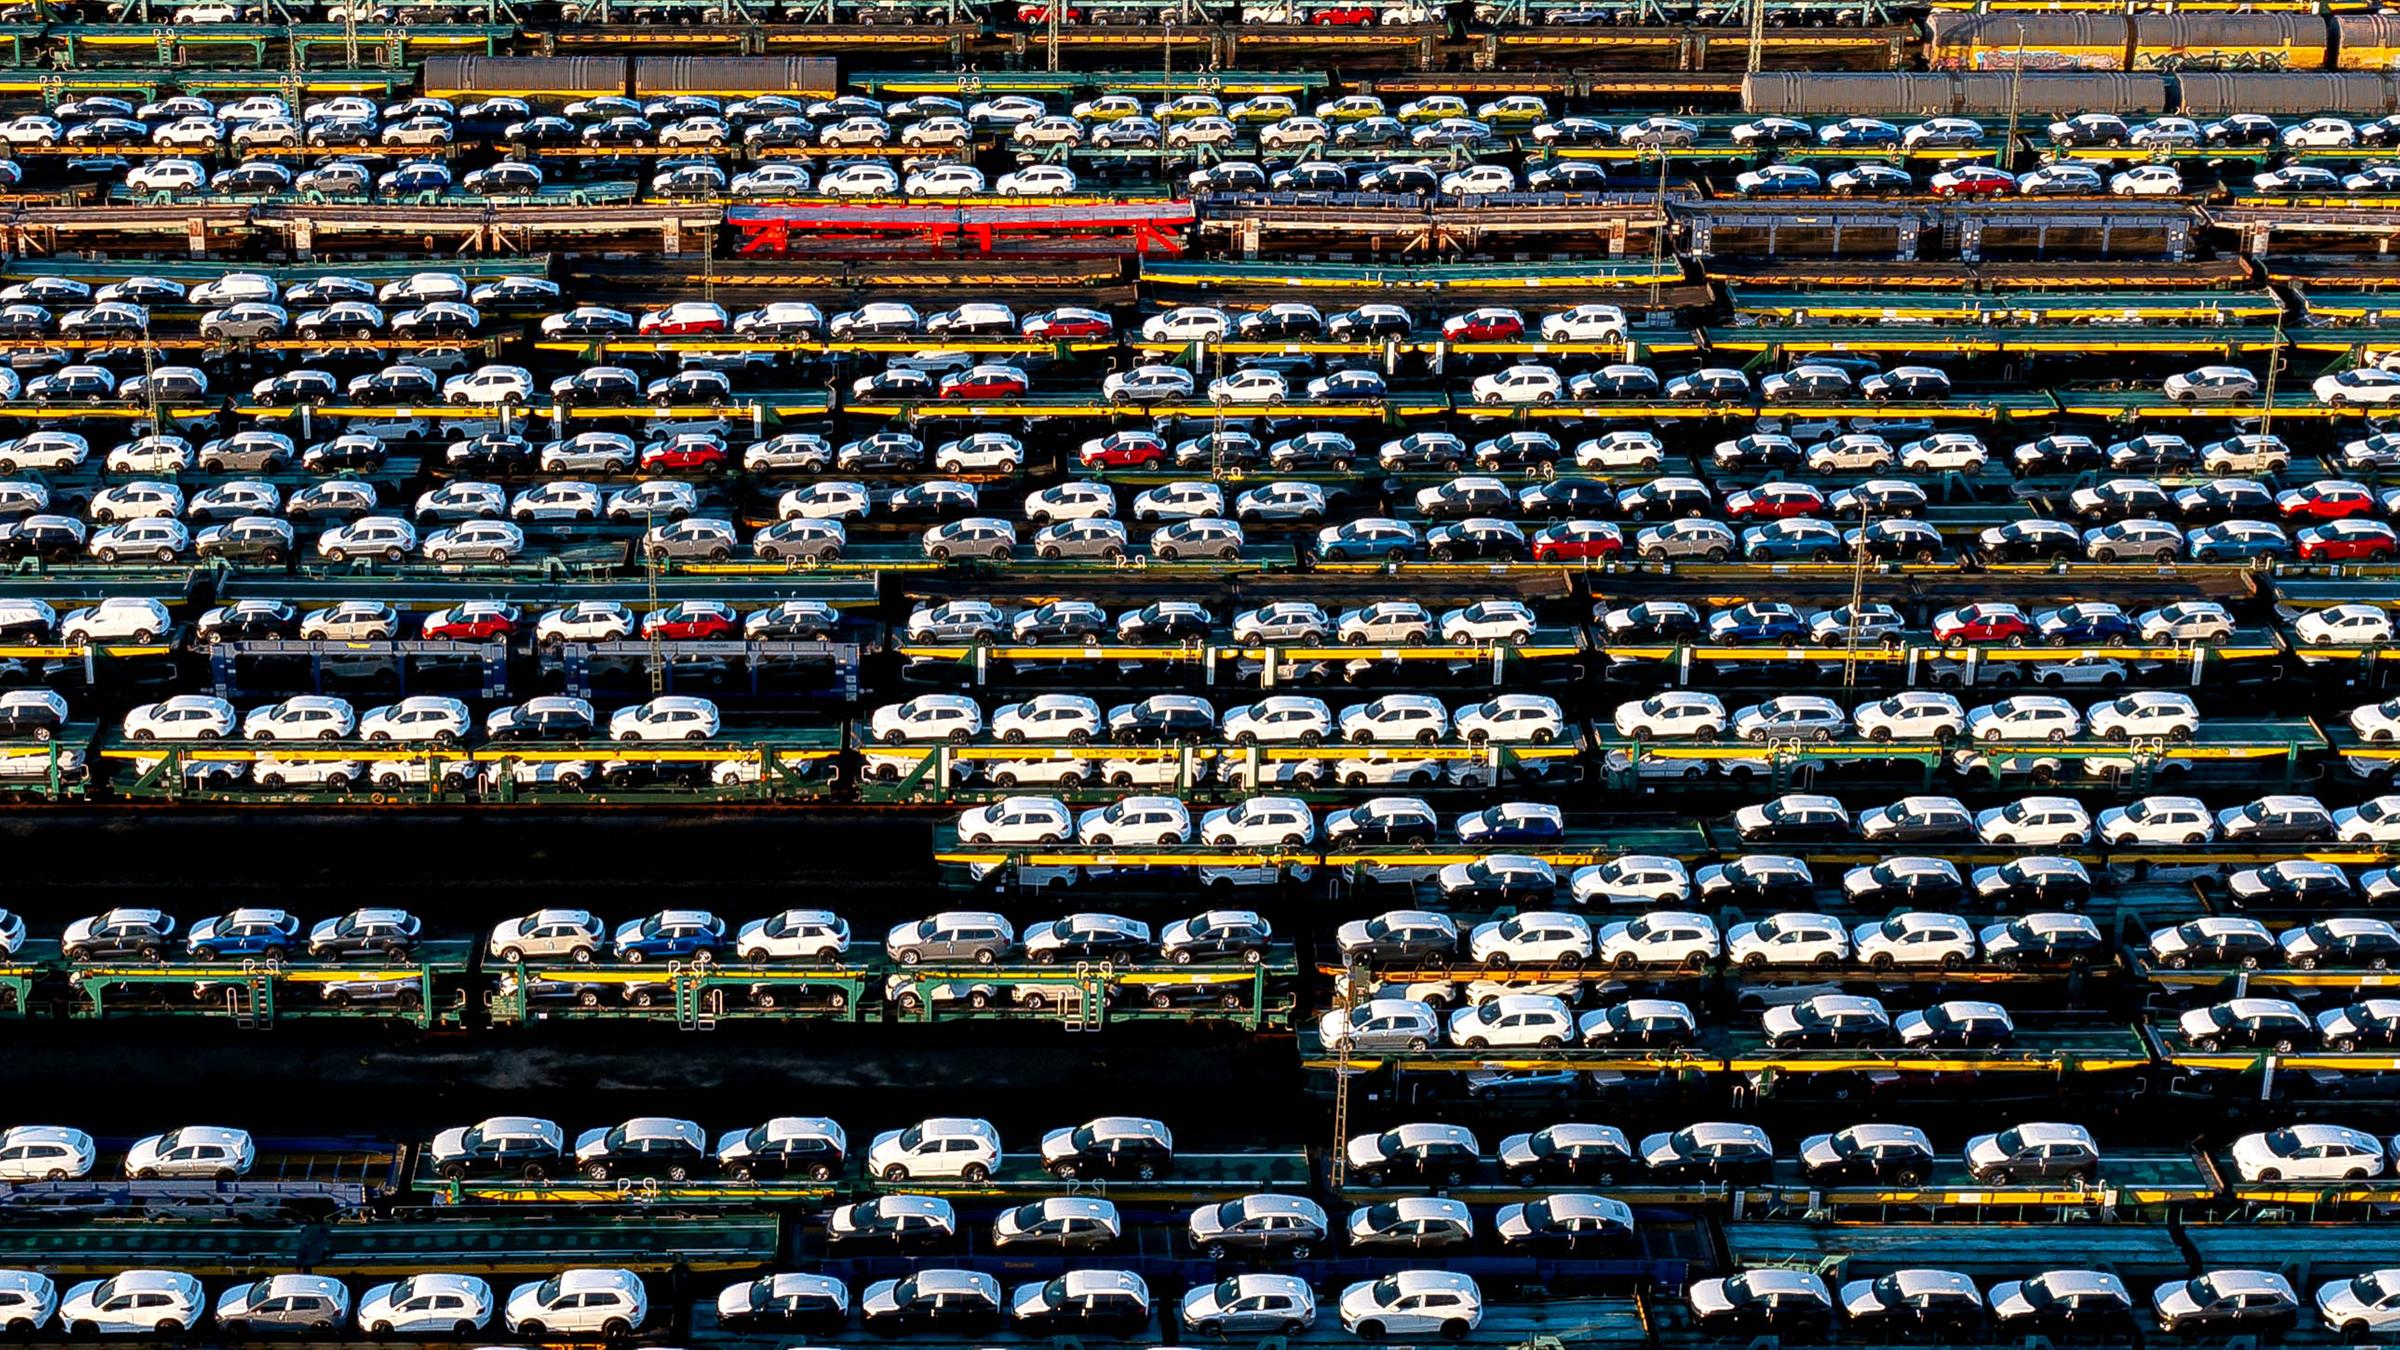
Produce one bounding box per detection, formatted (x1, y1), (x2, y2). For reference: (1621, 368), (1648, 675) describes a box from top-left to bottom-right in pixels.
(867, 1117), (1001, 1181)
(503, 1270), (646, 1338)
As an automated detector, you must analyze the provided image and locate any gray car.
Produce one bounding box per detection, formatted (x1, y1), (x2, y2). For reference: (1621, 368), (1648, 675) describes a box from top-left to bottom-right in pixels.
(215, 1276), (350, 1333)
(1034, 517), (1130, 561)
(885, 911), (1015, 966)
(643, 517), (739, 562)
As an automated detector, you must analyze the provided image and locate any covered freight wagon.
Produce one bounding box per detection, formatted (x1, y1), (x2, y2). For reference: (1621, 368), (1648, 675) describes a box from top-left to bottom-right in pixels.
(2129, 14), (2326, 71)
(1924, 13), (2131, 71)
(2174, 70), (2395, 115)
(633, 57), (839, 98)
(419, 55), (630, 100)
(2336, 15), (2400, 71)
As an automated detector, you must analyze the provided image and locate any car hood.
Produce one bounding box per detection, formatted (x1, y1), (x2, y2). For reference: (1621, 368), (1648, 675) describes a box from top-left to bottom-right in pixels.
(1688, 1280), (1735, 1315)
(1038, 1127), (1077, 1161)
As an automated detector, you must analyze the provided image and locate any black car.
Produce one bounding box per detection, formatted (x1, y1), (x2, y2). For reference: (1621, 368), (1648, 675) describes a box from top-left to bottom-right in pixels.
(1602, 601), (1701, 643)
(1109, 701), (1215, 744)
(0, 516), (85, 561)
(576, 1118), (705, 1182)
(1971, 857), (2092, 911)
(1043, 1117), (1173, 1180)
(196, 519), (294, 564)
(444, 434), (536, 475)
(1115, 602), (1212, 642)
(2181, 998), (2313, 1052)
(2176, 479), (2276, 524)
(1503, 1124), (1634, 1186)
(2072, 479), (2173, 523)
(1976, 519), (2083, 563)
(859, 1273), (1001, 1334)
(1328, 798), (1437, 844)
(1425, 519), (1525, 561)
(1026, 914), (1152, 965)
(486, 701), (596, 740)
(1844, 1271), (1986, 1337)
(0, 692), (65, 740)
(1518, 478), (1619, 519)
(1010, 1274), (1148, 1333)
(1336, 912), (1457, 967)
(717, 1119), (845, 1181)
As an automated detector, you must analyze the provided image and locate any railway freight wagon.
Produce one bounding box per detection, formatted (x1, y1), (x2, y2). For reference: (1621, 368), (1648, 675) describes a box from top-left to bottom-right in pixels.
(1740, 69), (2169, 115)
(1741, 68), (2396, 115)
(1923, 11), (2387, 73)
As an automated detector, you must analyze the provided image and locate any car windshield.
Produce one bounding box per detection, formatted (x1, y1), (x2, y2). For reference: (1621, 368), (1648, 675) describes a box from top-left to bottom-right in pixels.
(897, 1124), (924, 1151)
(1371, 1276), (1403, 1304)
(2358, 1273), (2397, 1303)
(1363, 1203), (1402, 1229)
(534, 1277), (562, 1305)
(2265, 1128), (2302, 1152)
(1994, 1128), (2025, 1154)
(1212, 1279), (1242, 1304)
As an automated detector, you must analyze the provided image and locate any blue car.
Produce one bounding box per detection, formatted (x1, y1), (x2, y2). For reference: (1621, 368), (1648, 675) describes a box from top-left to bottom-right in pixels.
(185, 907), (303, 960)
(1709, 602), (1808, 643)
(1314, 518), (1422, 562)
(611, 909), (727, 963)
(1455, 802), (1566, 844)
(2034, 603), (2138, 645)
(2186, 520), (2292, 563)
(1741, 520), (1846, 561)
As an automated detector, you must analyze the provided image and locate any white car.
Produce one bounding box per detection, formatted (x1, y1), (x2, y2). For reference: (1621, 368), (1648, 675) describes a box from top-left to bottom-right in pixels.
(2317, 1270), (2400, 1340)
(1853, 692), (1965, 742)
(503, 1270), (646, 1338)
(1726, 912), (1849, 969)
(1613, 692), (1726, 740)
(1468, 912), (1593, 967)
(59, 1273), (203, 1336)
(124, 1125), (253, 1179)
(1976, 796), (2093, 846)
(866, 1117), (1000, 1181)
(1569, 856), (1690, 907)
(1199, 796), (1316, 847)
(356, 1274), (493, 1336)
(124, 695), (236, 742)
(2086, 690), (2198, 740)
(2098, 795), (2216, 845)
(1592, 911), (1719, 968)
(1851, 911), (1977, 969)
(1447, 994), (1574, 1049)
(730, 911), (850, 963)
(1966, 696), (2081, 744)
(1441, 600), (1535, 645)
(956, 797), (1074, 846)
(869, 694), (983, 744)
(62, 597), (171, 644)
(1470, 365), (1563, 405)
(0, 1126), (93, 1181)
(2229, 1124), (2385, 1182)
(1339, 1273), (1481, 1338)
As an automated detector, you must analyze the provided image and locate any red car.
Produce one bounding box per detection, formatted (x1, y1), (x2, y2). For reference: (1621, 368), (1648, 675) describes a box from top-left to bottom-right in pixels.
(2300, 519), (2399, 563)
(1441, 308), (1524, 342)
(1311, 5), (1373, 21)
(422, 602), (520, 640)
(1078, 431), (1166, 468)
(1931, 167), (2015, 197)
(1023, 307), (1113, 340)
(939, 366), (1032, 400)
(636, 302), (729, 336)
(1531, 520), (1622, 562)
(1017, 2), (1082, 18)
(640, 601), (738, 641)
(641, 439), (729, 472)
(1724, 483), (1827, 520)
(1932, 603), (2031, 646)
(2277, 480), (2377, 521)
